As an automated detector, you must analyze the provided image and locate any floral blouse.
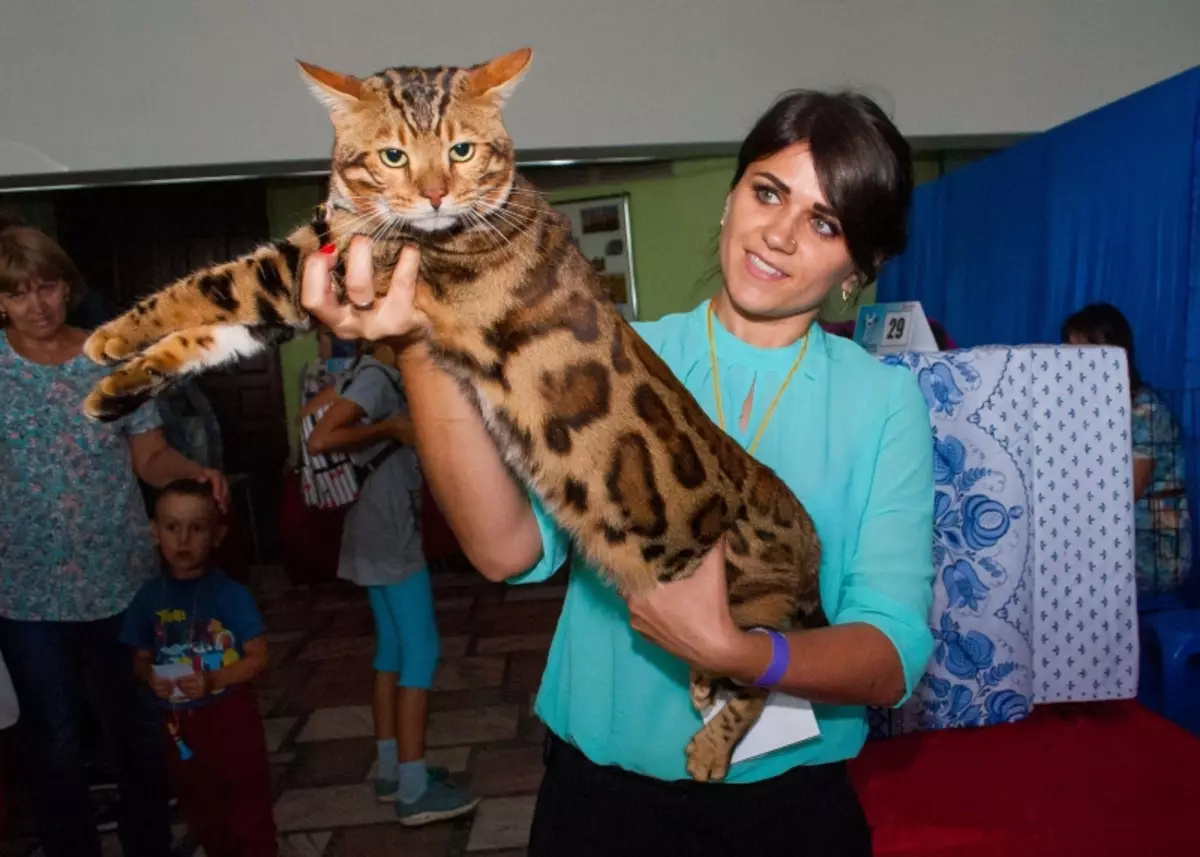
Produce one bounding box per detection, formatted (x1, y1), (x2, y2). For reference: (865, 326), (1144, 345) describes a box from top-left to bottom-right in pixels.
(0, 333), (161, 621)
(1131, 387), (1192, 593)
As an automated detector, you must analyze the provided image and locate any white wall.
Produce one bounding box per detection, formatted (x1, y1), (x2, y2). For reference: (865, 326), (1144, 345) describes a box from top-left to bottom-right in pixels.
(1, 0), (1197, 178)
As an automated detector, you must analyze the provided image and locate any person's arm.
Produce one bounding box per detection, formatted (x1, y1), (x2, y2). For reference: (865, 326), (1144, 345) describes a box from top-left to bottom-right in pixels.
(300, 384), (340, 420)
(128, 429), (230, 510)
(629, 370), (935, 708)
(1133, 458), (1154, 499)
(299, 238), (543, 581)
(398, 343), (545, 580)
(1131, 395), (1177, 500)
(306, 395), (414, 456)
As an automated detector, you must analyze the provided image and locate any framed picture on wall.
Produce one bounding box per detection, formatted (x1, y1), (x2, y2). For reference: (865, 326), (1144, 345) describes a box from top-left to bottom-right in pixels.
(551, 193), (638, 321)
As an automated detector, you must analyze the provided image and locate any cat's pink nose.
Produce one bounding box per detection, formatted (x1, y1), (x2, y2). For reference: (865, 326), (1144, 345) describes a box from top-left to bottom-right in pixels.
(422, 188), (447, 210)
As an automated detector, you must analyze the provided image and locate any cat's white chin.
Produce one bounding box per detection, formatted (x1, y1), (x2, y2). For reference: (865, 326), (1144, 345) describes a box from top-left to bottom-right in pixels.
(408, 214), (460, 233)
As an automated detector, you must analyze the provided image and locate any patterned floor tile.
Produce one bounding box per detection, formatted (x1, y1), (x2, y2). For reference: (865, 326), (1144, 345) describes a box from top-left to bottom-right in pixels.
(287, 737), (376, 789)
(258, 687), (285, 716)
(427, 705), (521, 747)
(475, 634), (554, 655)
(432, 656), (507, 692)
(504, 584), (568, 602)
(506, 651), (548, 694)
(291, 677), (375, 711)
(471, 747), (545, 796)
(264, 716), (299, 753)
(281, 831), (333, 857)
(325, 822), (453, 856)
(465, 795), (538, 851)
(273, 783), (395, 832)
(297, 705), (374, 743)
(296, 636), (374, 664)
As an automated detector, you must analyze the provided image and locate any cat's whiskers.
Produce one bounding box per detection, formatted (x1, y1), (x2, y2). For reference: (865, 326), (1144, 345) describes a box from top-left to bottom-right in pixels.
(464, 209), (535, 271)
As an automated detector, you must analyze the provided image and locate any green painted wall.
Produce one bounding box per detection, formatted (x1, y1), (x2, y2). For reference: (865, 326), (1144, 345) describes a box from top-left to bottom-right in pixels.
(266, 180), (325, 461)
(547, 158), (734, 322)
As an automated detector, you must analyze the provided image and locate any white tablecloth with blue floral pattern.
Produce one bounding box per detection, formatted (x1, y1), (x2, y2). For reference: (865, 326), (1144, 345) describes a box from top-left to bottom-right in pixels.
(869, 345), (1139, 739)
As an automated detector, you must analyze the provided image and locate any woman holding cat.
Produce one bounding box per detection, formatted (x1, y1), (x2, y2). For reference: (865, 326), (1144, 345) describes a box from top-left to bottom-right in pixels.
(303, 90), (934, 856)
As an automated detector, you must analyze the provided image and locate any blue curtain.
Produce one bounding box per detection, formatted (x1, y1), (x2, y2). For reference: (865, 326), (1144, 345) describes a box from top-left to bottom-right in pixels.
(879, 66), (1200, 396)
(878, 66), (1200, 601)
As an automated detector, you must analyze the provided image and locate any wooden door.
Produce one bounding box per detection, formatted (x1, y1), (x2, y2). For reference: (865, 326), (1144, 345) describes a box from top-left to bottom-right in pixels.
(52, 179), (289, 477)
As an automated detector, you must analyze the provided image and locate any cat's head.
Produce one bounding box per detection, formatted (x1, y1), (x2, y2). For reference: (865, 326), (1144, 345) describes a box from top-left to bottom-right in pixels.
(298, 49), (532, 234)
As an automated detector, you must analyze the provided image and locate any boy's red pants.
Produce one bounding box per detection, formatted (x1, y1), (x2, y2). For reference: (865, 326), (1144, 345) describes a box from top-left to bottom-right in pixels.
(162, 687), (277, 857)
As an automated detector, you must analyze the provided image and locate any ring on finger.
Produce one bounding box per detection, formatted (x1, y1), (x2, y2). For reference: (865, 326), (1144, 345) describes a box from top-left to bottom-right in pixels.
(351, 298), (376, 311)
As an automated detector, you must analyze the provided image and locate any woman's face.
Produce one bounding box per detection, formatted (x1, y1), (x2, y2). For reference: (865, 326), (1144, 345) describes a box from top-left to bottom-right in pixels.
(0, 279), (69, 340)
(719, 143), (857, 320)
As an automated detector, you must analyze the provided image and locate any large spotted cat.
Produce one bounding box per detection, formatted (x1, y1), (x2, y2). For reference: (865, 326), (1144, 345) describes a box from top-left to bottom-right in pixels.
(82, 48), (824, 781)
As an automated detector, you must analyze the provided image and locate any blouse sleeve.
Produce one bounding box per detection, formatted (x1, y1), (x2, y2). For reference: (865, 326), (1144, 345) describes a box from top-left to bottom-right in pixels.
(835, 369), (936, 706)
(1131, 394), (1173, 460)
(507, 490), (572, 585)
(120, 398), (164, 437)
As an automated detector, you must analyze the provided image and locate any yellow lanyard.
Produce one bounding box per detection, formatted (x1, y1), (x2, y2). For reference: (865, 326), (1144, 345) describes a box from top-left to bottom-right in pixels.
(706, 301), (809, 456)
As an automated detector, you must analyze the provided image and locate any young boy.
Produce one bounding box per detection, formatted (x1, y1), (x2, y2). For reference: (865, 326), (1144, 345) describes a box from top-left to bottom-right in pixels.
(121, 479), (277, 857)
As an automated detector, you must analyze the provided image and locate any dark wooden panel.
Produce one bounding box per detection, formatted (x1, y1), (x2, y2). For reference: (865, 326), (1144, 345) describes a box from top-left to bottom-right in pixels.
(52, 180), (289, 477)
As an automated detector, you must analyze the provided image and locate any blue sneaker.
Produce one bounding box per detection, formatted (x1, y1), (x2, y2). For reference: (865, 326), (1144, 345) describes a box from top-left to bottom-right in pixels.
(395, 775), (480, 827)
(375, 766), (450, 803)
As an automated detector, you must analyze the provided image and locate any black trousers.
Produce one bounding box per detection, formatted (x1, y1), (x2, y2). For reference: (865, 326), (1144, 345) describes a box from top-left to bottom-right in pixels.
(528, 733), (872, 857)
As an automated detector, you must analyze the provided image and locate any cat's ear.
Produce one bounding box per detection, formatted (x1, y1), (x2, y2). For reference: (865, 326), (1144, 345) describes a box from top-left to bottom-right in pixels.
(297, 60), (363, 116)
(464, 47), (533, 105)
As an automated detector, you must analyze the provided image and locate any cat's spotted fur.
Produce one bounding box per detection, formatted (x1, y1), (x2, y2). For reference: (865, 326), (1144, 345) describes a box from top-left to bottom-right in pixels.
(82, 49), (824, 781)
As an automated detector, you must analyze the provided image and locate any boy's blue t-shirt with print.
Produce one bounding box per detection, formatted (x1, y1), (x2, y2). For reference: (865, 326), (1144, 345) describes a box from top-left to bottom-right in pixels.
(120, 569), (266, 709)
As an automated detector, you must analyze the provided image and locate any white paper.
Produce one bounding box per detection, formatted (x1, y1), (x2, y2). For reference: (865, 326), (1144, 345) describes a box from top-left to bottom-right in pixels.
(703, 688), (821, 764)
(153, 662), (194, 701)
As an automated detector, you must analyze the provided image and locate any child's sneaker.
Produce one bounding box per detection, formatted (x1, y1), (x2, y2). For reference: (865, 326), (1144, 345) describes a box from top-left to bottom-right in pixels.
(395, 776), (480, 827)
(375, 765), (450, 803)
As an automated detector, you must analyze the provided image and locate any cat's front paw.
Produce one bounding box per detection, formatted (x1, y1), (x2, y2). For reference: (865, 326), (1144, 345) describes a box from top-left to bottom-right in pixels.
(83, 327), (136, 366)
(685, 731), (731, 783)
(81, 358), (167, 421)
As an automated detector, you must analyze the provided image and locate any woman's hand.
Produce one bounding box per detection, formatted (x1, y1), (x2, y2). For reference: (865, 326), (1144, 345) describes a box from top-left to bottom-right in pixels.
(196, 467), (230, 513)
(627, 537), (765, 677)
(300, 237), (428, 342)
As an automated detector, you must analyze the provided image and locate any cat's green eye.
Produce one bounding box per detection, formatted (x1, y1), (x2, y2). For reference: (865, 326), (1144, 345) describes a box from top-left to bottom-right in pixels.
(379, 148), (408, 168)
(449, 142), (476, 163)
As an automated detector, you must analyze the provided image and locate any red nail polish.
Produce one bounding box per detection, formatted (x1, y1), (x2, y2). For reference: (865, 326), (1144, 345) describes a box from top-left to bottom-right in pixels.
(319, 244), (336, 255)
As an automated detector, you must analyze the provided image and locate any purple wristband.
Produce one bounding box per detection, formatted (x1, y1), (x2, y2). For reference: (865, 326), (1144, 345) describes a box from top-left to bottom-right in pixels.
(750, 628), (790, 688)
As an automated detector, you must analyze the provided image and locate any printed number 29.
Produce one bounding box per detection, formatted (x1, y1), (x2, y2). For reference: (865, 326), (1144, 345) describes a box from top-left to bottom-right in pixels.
(885, 316), (907, 340)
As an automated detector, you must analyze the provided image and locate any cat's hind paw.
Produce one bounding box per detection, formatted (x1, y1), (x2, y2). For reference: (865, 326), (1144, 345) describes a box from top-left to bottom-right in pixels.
(690, 670), (715, 712)
(685, 731), (731, 783)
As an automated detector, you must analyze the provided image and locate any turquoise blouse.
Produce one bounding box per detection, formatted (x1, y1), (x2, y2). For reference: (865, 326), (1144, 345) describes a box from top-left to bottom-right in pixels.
(514, 300), (935, 783)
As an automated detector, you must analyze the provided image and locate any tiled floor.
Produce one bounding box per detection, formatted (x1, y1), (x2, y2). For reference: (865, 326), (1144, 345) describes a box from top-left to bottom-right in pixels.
(262, 562), (562, 856)
(1, 561), (565, 857)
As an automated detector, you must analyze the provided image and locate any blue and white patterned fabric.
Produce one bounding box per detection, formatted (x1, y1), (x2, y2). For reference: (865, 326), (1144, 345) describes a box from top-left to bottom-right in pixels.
(869, 345), (1138, 738)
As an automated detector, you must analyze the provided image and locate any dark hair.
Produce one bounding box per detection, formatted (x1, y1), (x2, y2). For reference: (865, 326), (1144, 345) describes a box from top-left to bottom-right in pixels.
(732, 90), (913, 285)
(1061, 302), (1142, 391)
(154, 478), (218, 516)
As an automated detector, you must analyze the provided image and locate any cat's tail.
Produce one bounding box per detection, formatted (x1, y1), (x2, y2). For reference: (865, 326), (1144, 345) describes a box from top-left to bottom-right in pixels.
(80, 222), (323, 422)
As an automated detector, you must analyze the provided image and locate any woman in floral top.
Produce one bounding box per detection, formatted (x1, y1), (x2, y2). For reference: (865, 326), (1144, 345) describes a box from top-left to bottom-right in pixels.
(1063, 303), (1193, 602)
(0, 225), (229, 857)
